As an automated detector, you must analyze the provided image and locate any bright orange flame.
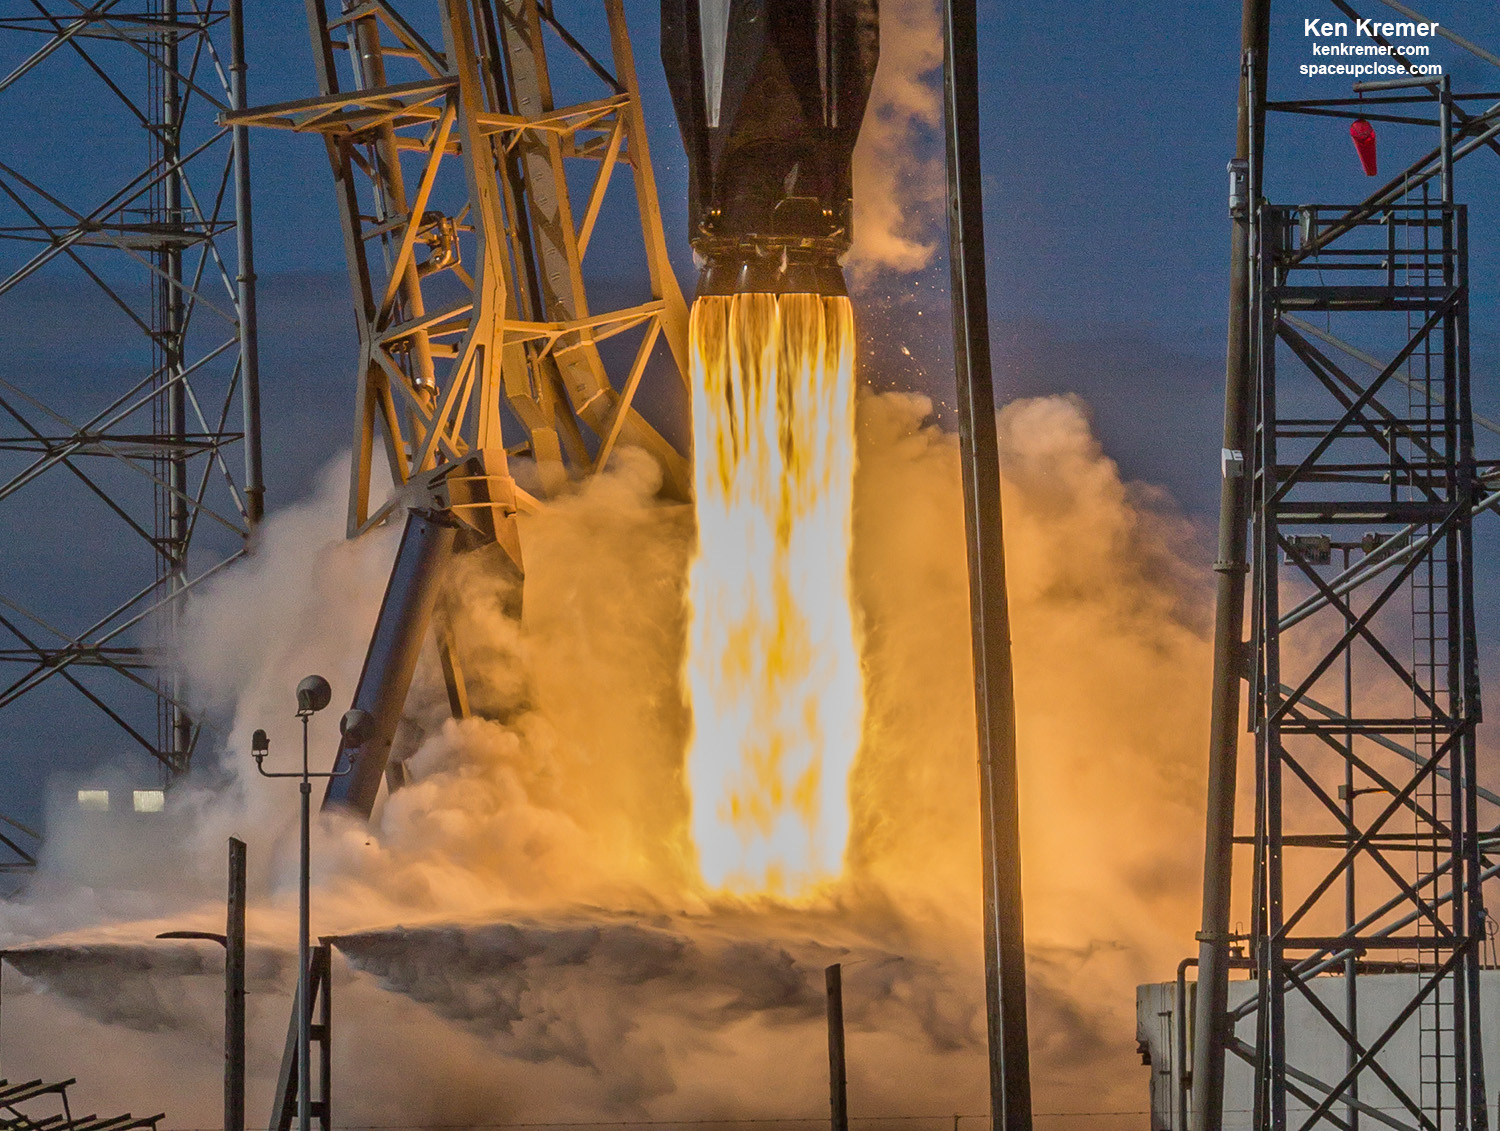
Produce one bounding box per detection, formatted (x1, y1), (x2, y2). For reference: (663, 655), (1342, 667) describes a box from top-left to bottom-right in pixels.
(685, 292), (864, 894)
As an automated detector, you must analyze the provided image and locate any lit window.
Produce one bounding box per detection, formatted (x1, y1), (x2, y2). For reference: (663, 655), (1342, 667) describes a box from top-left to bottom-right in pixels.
(76, 789), (109, 811)
(132, 790), (165, 814)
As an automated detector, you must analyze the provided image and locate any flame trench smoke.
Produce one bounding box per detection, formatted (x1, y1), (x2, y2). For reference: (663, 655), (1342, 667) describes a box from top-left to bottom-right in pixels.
(0, 392), (1217, 1131)
(685, 293), (864, 893)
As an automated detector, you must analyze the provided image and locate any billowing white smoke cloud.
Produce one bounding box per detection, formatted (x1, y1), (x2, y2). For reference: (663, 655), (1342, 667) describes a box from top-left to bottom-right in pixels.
(847, 0), (946, 279)
(0, 394), (1211, 1131)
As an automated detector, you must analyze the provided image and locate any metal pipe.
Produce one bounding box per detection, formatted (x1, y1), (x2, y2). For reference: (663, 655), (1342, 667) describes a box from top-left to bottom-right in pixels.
(227, 837), (246, 1131)
(228, 0), (263, 526)
(323, 508), (457, 816)
(1440, 75), (1453, 205)
(939, 3), (1031, 1130)
(1341, 548), (1358, 1131)
(1451, 208), (1487, 1131)
(1190, 1), (1269, 1127)
(298, 718), (311, 1131)
(1175, 957), (1197, 1131)
(825, 964), (848, 1131)
(1352, 75), (1450, 92)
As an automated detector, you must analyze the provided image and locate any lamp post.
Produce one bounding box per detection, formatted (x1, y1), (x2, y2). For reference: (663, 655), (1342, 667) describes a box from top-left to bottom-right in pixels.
(252, 675), (369, 1131)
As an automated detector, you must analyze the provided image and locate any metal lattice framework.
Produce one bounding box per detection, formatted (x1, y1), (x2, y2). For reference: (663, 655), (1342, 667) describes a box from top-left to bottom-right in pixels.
(0, 2), (262, 824)
(0, 1076), (163, 1131)
(228, 0), (690, 545)
(1240, 199), (1489, 1131)
(1191, 6), (1500, 1131)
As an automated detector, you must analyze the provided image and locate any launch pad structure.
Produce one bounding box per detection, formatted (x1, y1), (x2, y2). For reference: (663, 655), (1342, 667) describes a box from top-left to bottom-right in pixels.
(0, 2), (263, 856)
(225, 0), (697, 812)
(0, 0), (1036, 1127)
(11, 0), (1500, 1126)
(228, 1), (1032, 1128)
(1177, 4), (1500, 1131)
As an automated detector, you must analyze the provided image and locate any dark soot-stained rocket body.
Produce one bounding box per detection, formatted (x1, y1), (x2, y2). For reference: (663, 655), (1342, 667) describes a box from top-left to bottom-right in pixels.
(661, 0), (879, 296)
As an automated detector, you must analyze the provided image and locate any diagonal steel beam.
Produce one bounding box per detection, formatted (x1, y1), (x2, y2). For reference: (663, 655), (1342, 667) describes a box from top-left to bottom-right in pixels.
(55, 0), (228, 111)
(0, 0), (121, 93)
(1283, 314), (1500, 439)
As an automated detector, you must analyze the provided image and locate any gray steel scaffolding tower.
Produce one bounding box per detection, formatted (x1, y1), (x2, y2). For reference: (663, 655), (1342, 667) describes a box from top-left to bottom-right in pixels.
(1191, 6), (1500, 1131)
(0, 2), (263, 826)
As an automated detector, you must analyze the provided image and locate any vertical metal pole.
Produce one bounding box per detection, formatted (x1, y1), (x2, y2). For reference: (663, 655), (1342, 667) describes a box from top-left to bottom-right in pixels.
(226, 838), (246, 1131)
(161, 0), (193, 771)
(1190, 0), (1268, 1125)
(1341, 548), (1358, 1131)
(939, 4), (1031, 1131)
(1254, 203), (1286, 1131)
(825, 964), (849, 1131)
(228, 0), (263, 526)
(1454, 207), (1488, 1131)
(1440, 75), (1453, 206)
(298, 717), (311, 1131)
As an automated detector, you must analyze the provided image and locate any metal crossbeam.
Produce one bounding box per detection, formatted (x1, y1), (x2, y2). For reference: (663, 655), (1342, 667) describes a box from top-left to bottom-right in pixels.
(0, 812), (40, 875)
(0, 1076), (162, 1131)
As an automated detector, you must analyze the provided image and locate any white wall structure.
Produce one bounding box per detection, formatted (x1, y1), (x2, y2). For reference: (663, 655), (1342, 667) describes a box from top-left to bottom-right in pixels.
(1139, 972), (1500, 1131)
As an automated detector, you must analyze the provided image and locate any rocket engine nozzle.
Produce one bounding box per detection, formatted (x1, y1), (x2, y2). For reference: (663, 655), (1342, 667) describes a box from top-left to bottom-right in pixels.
(662, 0), (879, 296)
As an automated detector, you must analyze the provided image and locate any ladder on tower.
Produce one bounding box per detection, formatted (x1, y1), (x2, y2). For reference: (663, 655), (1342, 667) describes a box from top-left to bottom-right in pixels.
(267, 944), (333, 1131)
(1406, 192), (1457, 1130)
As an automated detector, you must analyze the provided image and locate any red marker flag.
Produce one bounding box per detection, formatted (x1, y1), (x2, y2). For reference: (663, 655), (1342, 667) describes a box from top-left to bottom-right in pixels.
(1350, 118), (1378, 177)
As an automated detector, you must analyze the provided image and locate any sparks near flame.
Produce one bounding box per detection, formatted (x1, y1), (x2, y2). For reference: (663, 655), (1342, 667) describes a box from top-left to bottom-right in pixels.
(685, 292), (865, 894)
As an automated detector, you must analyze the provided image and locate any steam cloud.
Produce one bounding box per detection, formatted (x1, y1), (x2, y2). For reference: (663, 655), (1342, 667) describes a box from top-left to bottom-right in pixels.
(847, 0), (946, 278)
(0, 5), (1216, 1125)
(0, 392), (1211, 1131)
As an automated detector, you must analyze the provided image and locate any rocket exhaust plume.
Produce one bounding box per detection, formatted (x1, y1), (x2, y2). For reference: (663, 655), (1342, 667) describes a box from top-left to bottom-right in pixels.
(686, 293), (861, 890)
(663, 0), (879, 891)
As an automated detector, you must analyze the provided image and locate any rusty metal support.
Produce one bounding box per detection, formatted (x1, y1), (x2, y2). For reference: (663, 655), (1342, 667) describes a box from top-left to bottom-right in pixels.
(825, 964), (849, 1131)
(941, 2), (1032, 1130)
(1190, 9), (1268, 1131)
(227, 838), (246, 1131)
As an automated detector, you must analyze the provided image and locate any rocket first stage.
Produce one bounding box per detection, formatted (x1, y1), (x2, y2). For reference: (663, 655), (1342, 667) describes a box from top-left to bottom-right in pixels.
(660, 0), (880, 296)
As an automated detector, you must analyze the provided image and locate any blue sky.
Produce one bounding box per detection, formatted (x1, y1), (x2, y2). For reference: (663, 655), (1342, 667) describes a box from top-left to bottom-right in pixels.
(3, 0), (1500, 834)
